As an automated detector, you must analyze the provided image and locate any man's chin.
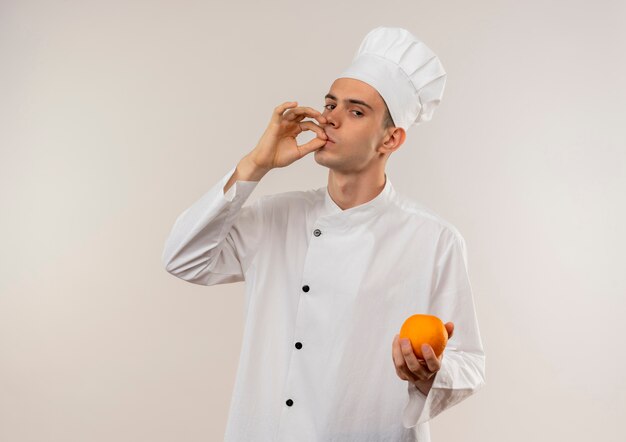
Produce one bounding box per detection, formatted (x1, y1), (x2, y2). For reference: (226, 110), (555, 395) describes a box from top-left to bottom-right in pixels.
(313, 149), (331, 165)
(314, 150), (343, 169)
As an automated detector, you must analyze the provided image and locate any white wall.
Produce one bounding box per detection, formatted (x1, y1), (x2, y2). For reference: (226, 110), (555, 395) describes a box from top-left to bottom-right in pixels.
(1, 0), (624, 440)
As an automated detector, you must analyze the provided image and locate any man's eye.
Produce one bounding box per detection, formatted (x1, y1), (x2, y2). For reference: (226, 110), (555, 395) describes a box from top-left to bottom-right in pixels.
(323, 104), (363, 117)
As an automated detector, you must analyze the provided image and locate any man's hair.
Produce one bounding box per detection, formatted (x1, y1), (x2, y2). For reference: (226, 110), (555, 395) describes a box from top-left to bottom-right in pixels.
(382, 102), (395, 129)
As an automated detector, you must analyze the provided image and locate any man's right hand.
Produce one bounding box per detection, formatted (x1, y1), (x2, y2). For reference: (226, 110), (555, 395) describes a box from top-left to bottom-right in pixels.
(247, 101), (328, 172)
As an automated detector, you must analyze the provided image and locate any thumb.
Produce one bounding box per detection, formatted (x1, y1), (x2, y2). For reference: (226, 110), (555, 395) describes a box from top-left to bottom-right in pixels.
(297, 137), (327, 157)
(445, 322), (454, 339)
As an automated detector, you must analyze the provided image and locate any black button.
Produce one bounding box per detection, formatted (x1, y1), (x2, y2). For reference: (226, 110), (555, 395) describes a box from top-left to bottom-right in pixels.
(295, 342), (302, 349)
(286, 399), (293, 406)
(313, 229), (322, 237)
(302, 285), (309, 292)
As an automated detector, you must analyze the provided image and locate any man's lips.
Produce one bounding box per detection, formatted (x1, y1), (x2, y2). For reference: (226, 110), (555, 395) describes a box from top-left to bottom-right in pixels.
(322, 138), (335, 148)
(324, 133), (337, 143)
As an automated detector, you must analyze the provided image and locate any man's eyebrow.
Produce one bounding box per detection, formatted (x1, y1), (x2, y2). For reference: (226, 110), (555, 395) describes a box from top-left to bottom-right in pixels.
(324, 93), (373, 111)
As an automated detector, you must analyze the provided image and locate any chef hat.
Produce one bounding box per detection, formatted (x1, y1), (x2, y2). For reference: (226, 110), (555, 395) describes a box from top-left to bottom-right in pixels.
(336, 26), (447, 131)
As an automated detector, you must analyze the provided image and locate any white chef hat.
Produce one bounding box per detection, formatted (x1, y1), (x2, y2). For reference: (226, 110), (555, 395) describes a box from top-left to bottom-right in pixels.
(336, 26), (447, 131)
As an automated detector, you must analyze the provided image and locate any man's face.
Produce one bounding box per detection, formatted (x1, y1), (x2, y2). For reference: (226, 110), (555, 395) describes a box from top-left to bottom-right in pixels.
(315, 77), (391, 173)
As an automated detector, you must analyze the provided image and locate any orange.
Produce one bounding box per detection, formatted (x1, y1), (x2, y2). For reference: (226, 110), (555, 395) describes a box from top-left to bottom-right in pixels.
(399, 314), (448, 360)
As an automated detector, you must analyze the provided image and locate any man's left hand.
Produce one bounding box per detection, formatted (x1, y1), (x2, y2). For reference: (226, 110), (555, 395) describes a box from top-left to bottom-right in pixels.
(392, 322), (454, 389)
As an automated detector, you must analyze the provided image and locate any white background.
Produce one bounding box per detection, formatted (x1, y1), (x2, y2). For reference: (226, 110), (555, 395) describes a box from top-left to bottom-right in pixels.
(1, 0), (625, 440)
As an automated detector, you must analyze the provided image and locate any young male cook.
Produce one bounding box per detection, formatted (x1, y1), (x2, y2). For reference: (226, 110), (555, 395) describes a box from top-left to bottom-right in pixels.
(162, 26), (486, 442)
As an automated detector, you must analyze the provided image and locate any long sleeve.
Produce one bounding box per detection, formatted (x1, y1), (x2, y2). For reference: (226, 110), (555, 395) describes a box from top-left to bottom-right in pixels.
(161, 165), (264, 286)
(402, 229), (486, 428)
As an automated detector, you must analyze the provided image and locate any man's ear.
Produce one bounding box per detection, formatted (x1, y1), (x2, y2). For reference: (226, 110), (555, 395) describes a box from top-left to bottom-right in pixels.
(380, 127), (406, 155)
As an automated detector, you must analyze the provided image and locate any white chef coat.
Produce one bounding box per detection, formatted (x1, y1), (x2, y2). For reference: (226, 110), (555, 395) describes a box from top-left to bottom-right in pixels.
(161, 164), (486, 441)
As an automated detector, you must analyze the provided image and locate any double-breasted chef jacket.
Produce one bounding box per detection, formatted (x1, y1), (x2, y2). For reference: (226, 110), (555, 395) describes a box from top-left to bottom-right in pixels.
(162, 164), (486, 441)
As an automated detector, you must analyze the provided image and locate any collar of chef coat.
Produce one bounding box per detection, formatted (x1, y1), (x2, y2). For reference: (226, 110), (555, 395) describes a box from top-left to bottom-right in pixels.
(319, 172), (394, 229)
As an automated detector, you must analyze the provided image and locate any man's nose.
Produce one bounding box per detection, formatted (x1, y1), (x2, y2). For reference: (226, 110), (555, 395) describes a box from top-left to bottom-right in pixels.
(322, 111), (338, 127)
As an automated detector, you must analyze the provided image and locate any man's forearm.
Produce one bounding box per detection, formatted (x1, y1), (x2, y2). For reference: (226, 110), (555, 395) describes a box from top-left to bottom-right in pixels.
(223, 155), (270, 194)
(414, 376), (435, 396)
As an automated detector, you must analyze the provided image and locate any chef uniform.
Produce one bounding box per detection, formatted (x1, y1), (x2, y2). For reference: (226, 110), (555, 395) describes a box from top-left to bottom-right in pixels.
(162, 27), (486, 442)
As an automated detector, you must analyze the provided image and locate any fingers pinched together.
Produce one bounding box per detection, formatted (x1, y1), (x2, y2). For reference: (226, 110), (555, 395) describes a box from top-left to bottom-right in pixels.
(272, 102), (327, 140)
